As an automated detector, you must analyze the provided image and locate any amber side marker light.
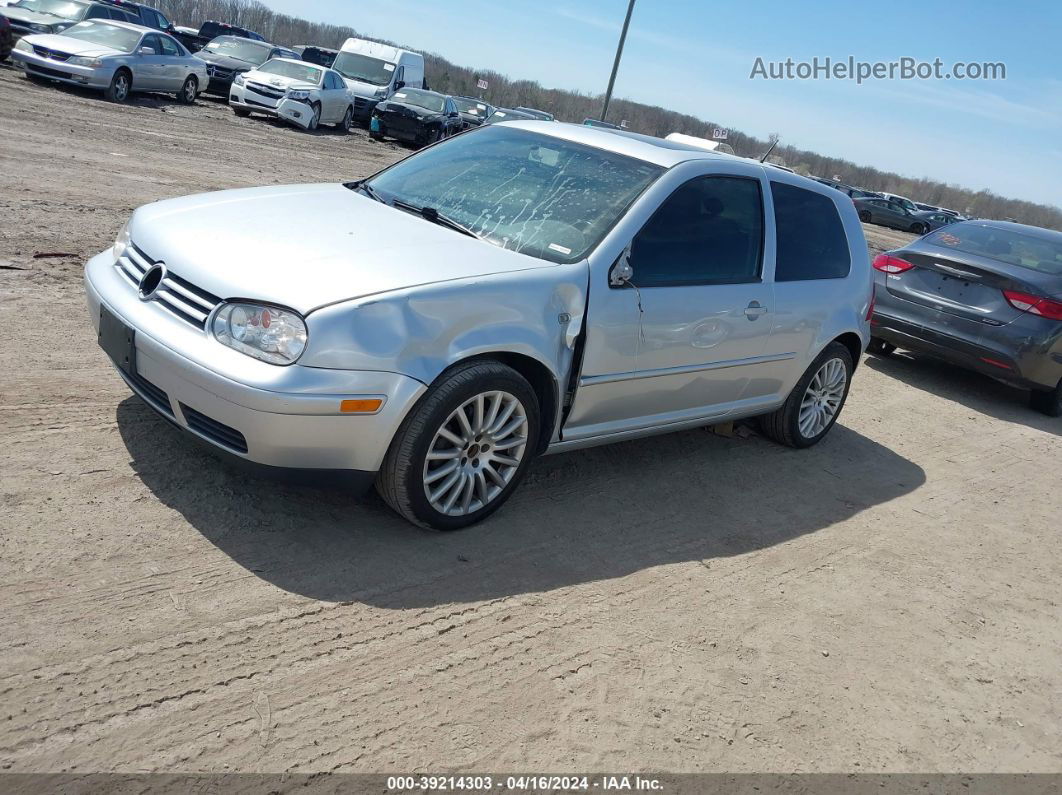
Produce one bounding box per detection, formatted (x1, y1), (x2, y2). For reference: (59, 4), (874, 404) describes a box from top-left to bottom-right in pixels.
(340, 399), (383, 414)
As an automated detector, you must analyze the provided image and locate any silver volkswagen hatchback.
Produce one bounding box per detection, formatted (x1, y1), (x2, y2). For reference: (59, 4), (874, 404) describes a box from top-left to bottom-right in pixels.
(84, 123), (871, 529)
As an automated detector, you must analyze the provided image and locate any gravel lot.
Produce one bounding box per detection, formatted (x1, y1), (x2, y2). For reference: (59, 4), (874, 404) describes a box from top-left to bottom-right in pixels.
(1, 64), (1059, 774)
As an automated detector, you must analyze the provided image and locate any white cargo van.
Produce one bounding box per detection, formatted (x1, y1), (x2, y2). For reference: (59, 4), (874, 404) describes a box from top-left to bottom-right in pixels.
(332, 38), (425, 123)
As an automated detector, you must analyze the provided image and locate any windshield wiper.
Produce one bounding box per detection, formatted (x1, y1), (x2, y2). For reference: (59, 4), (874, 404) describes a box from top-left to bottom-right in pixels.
(345, 180), (386, 203)
(391, 199), (484, 241)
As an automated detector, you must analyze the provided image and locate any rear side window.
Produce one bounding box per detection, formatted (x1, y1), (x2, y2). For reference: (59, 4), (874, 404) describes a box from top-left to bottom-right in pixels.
(158, 35), (179, 56)
(771, 182), (851, 281)
(630, 176), (765, 287)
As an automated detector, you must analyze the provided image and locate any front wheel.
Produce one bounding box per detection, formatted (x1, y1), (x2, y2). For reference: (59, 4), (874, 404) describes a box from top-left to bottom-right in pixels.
(105, 69), (131, 103)
(759, 342), (854, 448)
(1029, 379), (1062, 417)
(232, 105), (250, 118)
(376, 360), (540, 530)
(858, 210), (871, 223)
(177, 75), (197, 105)
(306, 102), (321, 131)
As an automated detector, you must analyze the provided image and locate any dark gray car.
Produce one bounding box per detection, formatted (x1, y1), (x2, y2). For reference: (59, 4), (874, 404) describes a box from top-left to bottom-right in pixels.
(912, 210), (959, 232)
(869, 220), (1062, 415)
(854, 196), (931, 234)
(196, 35), (296, 95)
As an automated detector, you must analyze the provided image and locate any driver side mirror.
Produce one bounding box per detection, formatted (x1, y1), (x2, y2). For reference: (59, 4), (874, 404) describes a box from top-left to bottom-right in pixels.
(609, 246), (634, 287)
(394, 80), (405, 90)
(138, 47), (154, 56)
(448, 110), (459, 118)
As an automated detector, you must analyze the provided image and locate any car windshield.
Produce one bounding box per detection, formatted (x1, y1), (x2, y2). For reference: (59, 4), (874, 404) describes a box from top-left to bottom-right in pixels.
(13, 0), (87, 19)
(393, 89), (444, 112)
(929, 225), (1062, 275)
(364, 126), (664, 264)
(59, 21), (141, 52)
(257, 60), (323, 84)
(453, 97), (489, 116)
(332, 51), (394, 85)
(202, 37), (272, 65)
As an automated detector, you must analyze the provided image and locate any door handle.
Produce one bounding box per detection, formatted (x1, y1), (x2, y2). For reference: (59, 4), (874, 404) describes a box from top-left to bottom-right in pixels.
(744, 301), (768, 320)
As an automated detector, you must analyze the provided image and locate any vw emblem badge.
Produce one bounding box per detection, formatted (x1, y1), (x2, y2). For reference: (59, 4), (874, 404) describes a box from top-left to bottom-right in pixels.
(138, 263), (166, 300)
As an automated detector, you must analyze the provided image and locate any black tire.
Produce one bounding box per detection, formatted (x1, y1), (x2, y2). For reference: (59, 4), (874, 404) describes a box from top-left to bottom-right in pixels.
(369, 129), (384, 141)
(858, 210), (871, 223)
(232, 106), (251, 118)
(759, 342), (854, 448)
(336, 105), (353, 132)
(306, 102), (321, 131)
(376, 360), (541, 530)
(177, 75), (197, 105)
(105, 69), (132, 103)
(909, 223), (927, 235)
(866, 337), (897, 357)
(1029, 380), (1062, 417)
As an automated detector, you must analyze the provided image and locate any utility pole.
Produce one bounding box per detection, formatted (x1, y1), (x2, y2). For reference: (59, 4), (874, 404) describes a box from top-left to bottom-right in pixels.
(600, 0), (636, 122)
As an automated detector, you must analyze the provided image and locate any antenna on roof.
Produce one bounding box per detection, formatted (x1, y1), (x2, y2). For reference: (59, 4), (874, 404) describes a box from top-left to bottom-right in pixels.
(759, 137), (780, 163)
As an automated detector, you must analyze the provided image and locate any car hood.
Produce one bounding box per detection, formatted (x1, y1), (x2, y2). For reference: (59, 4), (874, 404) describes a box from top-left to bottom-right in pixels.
(379, 101), (439, 118)
(128, 183), (556, 314)
(243, 71), (317, 91)
(197, 51), (263, 70)
(2, 7), (70, 26)
(18, 32), (120, 57)
(339, 76), (386, 97)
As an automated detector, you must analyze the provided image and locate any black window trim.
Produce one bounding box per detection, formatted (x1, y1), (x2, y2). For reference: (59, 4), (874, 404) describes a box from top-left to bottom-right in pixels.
(626, 173), (767, 289)
(769, 180), (852, 282)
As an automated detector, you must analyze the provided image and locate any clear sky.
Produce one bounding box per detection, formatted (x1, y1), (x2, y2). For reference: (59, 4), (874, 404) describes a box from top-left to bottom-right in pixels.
(261, 0), (1061, 208)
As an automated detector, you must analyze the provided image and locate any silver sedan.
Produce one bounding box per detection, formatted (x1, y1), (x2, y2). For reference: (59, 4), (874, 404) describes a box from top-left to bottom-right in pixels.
(11, 19), (208, 103)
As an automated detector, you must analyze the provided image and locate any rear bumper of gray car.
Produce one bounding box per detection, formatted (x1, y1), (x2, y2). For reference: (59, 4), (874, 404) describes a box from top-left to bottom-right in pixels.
(871, 308), (1062, 391)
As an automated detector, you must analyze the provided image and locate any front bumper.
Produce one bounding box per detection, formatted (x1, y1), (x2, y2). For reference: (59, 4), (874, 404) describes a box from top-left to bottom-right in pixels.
(229, 83), (316, 129)
(11, 49), (113, 88)
(85, 250), (426, 478)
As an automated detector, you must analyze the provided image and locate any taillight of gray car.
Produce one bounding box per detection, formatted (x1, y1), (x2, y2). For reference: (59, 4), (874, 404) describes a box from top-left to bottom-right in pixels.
(869, 220), (1062, 416)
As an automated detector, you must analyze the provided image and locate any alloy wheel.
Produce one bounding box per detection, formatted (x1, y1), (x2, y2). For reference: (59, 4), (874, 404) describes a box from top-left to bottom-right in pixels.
(422, 390), (528, 517)
(798, 357), (847, 438)
(114, 75), (129, 102)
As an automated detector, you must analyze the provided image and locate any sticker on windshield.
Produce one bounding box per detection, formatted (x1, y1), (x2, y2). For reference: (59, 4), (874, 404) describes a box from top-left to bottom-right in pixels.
(495, 112), (506, 117)
(476, 103), (486, 109)
(383, 63), (395, 71)
(548, 243), (572, 255)
(394, 92), (407, 99)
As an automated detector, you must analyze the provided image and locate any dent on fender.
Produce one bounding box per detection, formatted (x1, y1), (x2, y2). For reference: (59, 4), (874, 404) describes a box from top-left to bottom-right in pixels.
(301, 264), (589, 387)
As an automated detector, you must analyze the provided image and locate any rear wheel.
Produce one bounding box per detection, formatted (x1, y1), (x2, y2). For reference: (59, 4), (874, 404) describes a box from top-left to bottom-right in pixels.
(376, 360), (540, 530)
(909, 222), (927, 234)
(105, 69), (131, 103)
(177, 75), (197, 104)
(1029, 379), (1062, 417)
(759, 342), (854, 448)
(858, 210), (871, 223)
(866, 337), (897, 357)
(336, 105), (353, 132)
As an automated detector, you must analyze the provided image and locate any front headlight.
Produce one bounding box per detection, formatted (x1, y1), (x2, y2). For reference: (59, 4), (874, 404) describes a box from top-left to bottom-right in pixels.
(112, 219), (131, 261)
(374, 87), (388, 99)
(287, 89), (312, 101)
(233, 71), (246, 85)
(29, 23), (51, 33)
(212, 303), (307, 365)
(14, 38), (32, 53)
(69, 56), (103, 68)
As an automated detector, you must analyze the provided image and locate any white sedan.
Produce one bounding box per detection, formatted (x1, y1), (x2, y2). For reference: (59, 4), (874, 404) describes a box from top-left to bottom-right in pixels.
(228, 58), (355, 132)
(11, 20), (207, 104)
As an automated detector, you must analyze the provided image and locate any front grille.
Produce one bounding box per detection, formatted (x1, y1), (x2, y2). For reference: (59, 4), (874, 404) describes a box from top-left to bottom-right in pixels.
(246, 81), (285, 100)
(32, 45), (70, 61)
(180, 404), (248, 454)
(26, 62), (73, 79)
(245, 97), (279, 110)
(207, 66), (233, 79)
(115, 243), (221, 330)
(129, 369), (173, 417)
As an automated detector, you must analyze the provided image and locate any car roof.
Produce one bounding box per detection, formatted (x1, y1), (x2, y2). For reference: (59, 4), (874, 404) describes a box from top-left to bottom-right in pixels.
(502, 121), (754, 168)
(954, 219), (1062, 242)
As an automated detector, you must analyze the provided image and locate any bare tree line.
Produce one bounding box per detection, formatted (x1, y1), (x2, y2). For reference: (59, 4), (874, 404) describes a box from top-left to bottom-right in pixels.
(157, 0), (1061, 230)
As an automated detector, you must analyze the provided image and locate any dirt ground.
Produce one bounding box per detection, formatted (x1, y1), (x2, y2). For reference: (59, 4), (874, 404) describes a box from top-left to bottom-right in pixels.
(1, 64), (1059, 774)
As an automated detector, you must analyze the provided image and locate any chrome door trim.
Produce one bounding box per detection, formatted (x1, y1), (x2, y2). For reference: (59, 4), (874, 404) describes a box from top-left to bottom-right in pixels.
(579, 351), (797, 387)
